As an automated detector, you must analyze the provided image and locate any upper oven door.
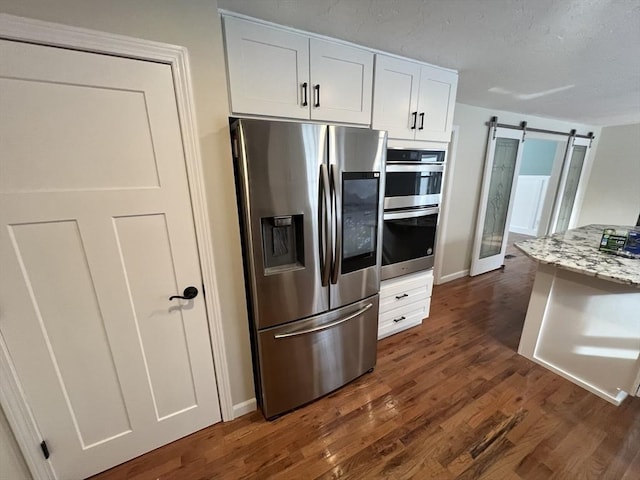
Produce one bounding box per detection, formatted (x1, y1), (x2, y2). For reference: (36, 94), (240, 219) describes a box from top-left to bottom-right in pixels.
(384, 163), (444, 209)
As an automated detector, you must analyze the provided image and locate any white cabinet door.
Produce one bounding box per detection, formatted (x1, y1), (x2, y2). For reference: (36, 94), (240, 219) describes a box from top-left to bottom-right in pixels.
(0, 39), (221, 480)
(372, 55), (420, 139)
(224, 16), (309, 119)
(415, 65), (458, 142)
(309, 38), (373, 124)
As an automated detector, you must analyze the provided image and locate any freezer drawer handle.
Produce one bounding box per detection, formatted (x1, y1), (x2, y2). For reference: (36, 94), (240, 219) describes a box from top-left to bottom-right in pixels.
(273, 303), (373, 339)
(393, 316), (406, 323)
(395, 293), (409, 300)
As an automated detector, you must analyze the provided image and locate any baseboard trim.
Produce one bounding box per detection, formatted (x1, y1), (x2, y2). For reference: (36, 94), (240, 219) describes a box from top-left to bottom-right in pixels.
(232, 398), (257, 419)
(437, 269), (470, 285)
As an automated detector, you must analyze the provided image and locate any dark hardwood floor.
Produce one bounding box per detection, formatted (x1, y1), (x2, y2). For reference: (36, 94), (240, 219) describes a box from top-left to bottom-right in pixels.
(91, 242), (640, 480)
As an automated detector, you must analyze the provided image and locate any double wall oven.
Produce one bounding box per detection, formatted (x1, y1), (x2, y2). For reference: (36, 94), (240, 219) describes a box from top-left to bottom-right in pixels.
(382, 148), (445, 280)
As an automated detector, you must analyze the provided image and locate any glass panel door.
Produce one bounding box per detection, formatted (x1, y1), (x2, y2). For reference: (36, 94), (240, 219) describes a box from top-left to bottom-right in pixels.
(551, 137), (590, 233)
(479, 137), (520, 259)
(341, 172), (380, 274)
(470, 127), (525, 276)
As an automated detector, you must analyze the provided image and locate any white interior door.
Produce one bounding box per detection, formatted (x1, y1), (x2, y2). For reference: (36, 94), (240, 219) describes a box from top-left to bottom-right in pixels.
(470, 127), (525, 276)
(549, 137), (592, 233)
(0, 39), (221, 479)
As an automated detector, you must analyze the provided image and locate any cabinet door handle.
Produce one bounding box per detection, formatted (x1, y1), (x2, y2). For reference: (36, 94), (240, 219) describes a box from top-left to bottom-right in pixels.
(314, 84), (320, 107)
(419, 112), (425, 130)
(393, 316), (406, 323)
(411, 111), (417, 129)
(395, 293), (409, 300)
(302, 82), (308, 107)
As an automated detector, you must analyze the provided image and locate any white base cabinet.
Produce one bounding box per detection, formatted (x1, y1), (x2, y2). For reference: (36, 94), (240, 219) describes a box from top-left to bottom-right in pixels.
(222, 15), (373, 125)
(378, 270), (433, 339)
(372, 55), (458, 142)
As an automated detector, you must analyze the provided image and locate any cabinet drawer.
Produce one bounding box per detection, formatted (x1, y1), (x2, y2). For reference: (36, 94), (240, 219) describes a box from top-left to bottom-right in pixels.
(378, 298), (430, 340)
(380, 284), (428, 313)
(380, 270), (433, 312)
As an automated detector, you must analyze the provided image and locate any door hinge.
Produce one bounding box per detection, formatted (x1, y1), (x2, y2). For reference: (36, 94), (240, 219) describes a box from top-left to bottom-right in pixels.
(40, 440), (50, 459)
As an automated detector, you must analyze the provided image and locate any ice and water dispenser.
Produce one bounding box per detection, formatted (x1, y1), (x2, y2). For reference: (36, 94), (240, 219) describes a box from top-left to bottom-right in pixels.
(261, 215), (304, 274)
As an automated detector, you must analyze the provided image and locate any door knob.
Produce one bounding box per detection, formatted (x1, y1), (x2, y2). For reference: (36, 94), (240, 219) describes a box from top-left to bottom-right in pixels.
(169, 286), (198, 301)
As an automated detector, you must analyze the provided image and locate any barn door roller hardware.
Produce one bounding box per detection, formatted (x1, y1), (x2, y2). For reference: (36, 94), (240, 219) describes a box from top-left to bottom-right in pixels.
(488, 116), (595, 144)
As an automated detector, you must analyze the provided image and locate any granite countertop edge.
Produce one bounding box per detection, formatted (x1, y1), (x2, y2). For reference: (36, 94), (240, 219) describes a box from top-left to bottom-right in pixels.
(514, 224), (640, 288)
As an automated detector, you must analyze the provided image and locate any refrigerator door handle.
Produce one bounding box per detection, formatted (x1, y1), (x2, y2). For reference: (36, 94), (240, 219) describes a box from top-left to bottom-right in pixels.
(273, 303), (373, 339)
(319, 164), (332, 286)
(330, 164), (342, 284)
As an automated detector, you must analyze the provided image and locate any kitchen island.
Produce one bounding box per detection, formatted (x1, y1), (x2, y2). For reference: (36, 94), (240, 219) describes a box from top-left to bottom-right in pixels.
(515, 224), (640, 405)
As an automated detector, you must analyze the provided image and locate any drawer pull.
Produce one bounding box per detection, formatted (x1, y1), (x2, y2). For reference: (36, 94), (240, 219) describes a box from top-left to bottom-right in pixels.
(395, 293), (409, 300)
(393, 316), (406, 323)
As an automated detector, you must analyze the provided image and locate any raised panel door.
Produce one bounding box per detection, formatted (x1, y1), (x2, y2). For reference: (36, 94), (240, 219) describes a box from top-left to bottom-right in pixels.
(371, 55), (420, 140)
(415, 65), (458, 142)
(223, 16), (310, 119)
(309, 38), (373, 124)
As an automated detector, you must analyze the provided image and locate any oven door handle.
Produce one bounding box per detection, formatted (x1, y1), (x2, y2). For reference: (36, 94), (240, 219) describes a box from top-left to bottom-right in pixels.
(384, 206), (439, 220)
(385, 164), (445, 173)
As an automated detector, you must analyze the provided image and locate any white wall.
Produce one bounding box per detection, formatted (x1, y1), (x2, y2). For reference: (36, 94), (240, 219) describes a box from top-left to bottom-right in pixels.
(578, 123), (640, 227)
(0, 1), (255, 475)
(441, 103), (601, 280)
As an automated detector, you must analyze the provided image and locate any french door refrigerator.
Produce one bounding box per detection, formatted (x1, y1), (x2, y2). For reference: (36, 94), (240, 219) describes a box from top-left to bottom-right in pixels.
(231, 119), (387, 419)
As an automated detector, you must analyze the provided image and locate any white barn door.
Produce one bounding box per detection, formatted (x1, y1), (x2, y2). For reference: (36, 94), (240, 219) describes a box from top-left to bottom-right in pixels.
(0, 39), (221, 479)
(470, 127), (525, 276)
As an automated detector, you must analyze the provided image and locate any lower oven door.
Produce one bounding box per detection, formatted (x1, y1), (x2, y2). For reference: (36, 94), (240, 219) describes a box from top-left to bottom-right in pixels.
(382, 206), (438, 280)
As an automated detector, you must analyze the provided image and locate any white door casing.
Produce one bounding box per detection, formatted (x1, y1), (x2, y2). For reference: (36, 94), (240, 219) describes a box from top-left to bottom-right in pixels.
(470, 127), (525, 276)
(0, 14), (232, 480)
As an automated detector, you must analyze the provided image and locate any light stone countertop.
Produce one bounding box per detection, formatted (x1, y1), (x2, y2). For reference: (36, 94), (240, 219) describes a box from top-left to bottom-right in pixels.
(514, 224), (640, 287)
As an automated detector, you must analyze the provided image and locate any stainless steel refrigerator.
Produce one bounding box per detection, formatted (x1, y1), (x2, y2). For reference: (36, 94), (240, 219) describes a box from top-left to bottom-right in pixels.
(231, 119), (387, 419)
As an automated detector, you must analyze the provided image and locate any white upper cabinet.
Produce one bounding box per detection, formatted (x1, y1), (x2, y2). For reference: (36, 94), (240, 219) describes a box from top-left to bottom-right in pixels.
(223, 16), (309, 119)
(223, 16), (373, 124)
(309, 38), (373, 124)
(373, 55), (458, 142)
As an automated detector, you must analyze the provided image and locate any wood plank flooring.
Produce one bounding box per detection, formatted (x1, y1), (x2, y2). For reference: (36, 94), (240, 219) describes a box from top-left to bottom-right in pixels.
(90, 242), (640, 480)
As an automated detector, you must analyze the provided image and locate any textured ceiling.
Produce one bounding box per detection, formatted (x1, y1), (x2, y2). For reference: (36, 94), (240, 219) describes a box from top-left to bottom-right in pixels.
(218, 0), (640, 126)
